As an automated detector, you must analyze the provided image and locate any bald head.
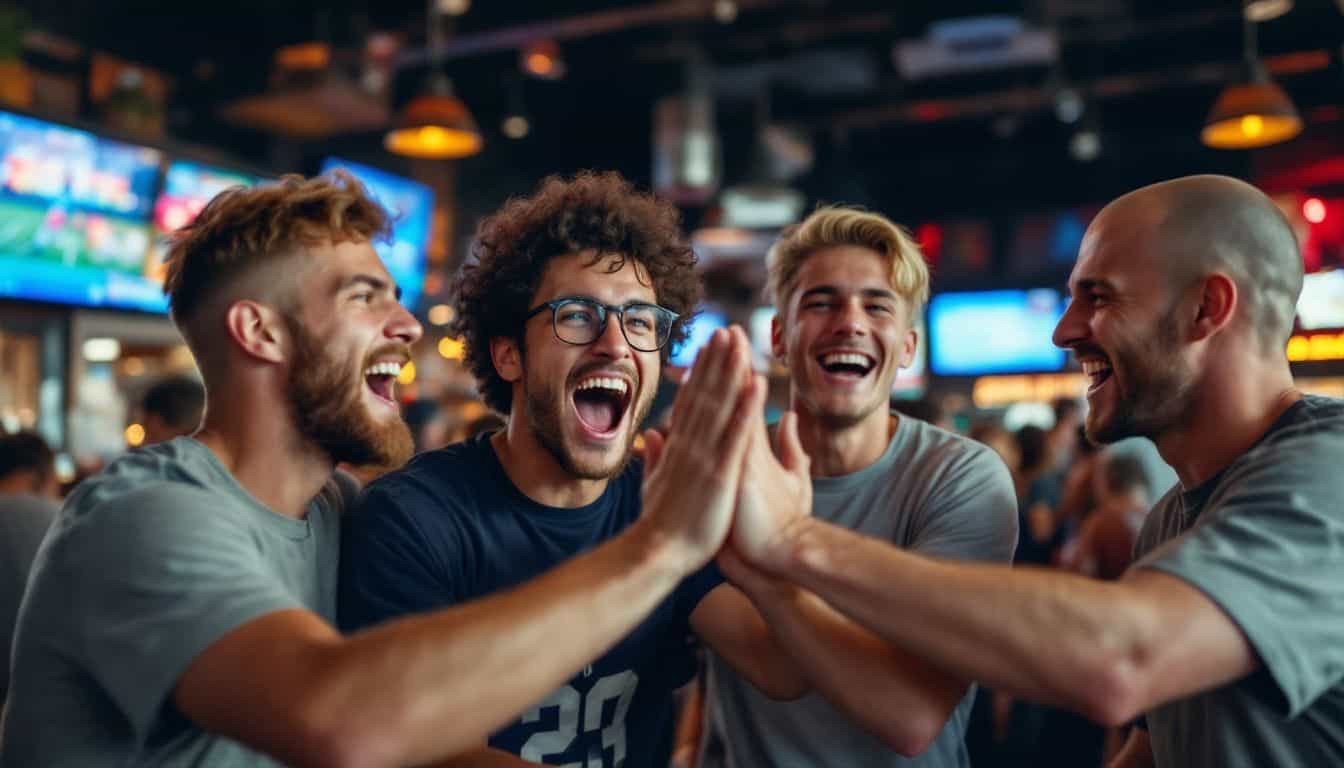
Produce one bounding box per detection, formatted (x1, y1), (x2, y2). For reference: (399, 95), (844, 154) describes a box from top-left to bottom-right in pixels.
(1098, 174), (1302, 351)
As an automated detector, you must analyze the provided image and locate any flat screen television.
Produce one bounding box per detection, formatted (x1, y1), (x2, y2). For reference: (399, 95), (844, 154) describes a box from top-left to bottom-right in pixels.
(0, 110), (165, 312)
(669, 306), (728, 368)
(928, 288), (1066, 376)
(1297, 269), (1344, 331)
(320, 158), (432, 310)
(144, 160), (259, 284)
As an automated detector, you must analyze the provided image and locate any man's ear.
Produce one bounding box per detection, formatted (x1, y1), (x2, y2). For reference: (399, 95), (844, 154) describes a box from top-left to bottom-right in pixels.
(223, 300), (289, 364)
(1189, 272), (1237, 342)
(898, 326), (918, 369)
(491, 336), (523, 383)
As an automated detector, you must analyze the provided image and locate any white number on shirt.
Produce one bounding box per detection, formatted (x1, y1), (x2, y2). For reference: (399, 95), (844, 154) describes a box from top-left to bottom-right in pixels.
(519, 670), (640, 767)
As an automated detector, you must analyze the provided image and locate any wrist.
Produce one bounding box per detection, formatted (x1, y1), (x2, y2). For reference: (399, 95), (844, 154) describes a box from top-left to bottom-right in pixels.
(625, 517), (703, 582)
(766, 514), (817, 575)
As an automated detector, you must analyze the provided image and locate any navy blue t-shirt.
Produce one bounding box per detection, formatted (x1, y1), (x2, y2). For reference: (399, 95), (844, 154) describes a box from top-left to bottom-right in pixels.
(339, 433), (723, 768)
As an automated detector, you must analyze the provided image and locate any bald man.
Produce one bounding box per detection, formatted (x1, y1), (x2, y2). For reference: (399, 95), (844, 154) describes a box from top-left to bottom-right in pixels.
(711, 175), (1344, 768)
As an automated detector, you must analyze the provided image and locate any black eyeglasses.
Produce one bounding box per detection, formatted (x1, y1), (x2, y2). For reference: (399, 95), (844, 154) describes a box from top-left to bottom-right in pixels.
(525, 296), (679, 352)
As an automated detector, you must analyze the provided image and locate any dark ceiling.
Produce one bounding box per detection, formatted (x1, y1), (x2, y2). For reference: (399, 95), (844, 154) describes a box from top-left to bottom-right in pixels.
(13, 0), (1344, 230)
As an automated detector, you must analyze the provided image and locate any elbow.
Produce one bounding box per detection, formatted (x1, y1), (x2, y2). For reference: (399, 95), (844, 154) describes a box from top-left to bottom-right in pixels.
(877, 701), (952, 757)
(287, 704), (397, 768)
(283, 654), (403, 768)
(1077, 654), (1148, 727)
(755, 668), (810, 701)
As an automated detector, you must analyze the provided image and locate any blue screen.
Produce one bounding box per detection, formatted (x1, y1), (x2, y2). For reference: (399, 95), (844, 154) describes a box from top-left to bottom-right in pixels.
(928, 289), (1066, 375)
(670, 307), (727, 367)
(320, 158), (432, 310)
(0, 110), (166, 312)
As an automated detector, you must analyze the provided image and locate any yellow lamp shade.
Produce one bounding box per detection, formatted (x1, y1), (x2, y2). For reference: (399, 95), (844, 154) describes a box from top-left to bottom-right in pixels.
(385, 85), (482, 159)
(1201, 79), (1302, 150)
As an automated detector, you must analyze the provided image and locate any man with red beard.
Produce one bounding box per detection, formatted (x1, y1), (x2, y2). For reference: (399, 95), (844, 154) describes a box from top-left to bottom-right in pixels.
(713, 175), (1344, 768)
(342, 173), (940, 767)
(1, 173), (759, 768)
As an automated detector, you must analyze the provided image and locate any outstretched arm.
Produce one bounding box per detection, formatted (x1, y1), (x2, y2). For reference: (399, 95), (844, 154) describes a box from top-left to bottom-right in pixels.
(750, 517), (1255, 726)
(176, 328), (764, 768)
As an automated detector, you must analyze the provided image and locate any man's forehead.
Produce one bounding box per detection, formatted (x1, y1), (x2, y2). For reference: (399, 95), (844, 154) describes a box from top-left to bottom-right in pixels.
(539, 252), (655, 297)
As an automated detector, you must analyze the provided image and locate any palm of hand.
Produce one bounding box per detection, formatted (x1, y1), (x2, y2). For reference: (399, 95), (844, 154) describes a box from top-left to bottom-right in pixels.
(731, 434), (811, 568)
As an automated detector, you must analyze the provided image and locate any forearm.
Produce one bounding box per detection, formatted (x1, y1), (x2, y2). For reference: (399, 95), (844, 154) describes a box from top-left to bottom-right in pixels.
(318, 520), (691, 766)
(745, 581), (967, 755)
(774, 517), (1150, 724)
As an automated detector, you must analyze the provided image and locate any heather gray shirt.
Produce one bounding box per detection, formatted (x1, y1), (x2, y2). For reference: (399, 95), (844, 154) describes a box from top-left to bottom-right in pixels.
(703, 414), (1019, 768)
(0, 493), (57, 701)
(1, 438), (346, 768)
(1132, 395), (1344, 768)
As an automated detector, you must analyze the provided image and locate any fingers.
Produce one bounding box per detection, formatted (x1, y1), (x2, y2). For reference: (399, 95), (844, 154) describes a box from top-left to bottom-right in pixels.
(775, 411), (810, 475)
(716, 361), (766, 483)
(642, 429), (666, 475)
(671, 327), (753, 452)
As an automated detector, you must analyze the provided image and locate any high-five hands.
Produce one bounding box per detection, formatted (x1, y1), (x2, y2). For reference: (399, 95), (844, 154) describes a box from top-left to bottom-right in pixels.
(641, 326), (762, 575)
(726, 397), (812, 575)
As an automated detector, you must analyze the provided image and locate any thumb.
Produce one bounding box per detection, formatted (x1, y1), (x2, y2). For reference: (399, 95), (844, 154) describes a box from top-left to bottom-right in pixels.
(776, 411), (810, 475)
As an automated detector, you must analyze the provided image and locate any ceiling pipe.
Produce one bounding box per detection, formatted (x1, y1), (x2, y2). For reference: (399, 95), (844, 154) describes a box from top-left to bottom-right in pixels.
(394, 0), (792, 69)
(816, 49), (1331, 132)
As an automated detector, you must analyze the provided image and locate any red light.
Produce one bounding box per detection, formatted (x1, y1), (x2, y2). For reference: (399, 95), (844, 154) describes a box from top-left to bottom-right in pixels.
(1303, 198), (1326, 224)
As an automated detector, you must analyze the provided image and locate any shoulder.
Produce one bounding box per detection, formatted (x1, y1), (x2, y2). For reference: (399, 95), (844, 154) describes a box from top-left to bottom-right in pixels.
(896, 417), (1015, 490)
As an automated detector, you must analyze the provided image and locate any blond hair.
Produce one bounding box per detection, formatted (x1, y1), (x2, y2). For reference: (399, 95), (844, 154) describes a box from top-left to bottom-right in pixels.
(162, 169), (390, 329)
(767, 206), (930, 321)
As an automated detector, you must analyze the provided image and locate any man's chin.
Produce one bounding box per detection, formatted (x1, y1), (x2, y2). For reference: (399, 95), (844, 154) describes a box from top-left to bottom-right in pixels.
(561, 439), (632, 481)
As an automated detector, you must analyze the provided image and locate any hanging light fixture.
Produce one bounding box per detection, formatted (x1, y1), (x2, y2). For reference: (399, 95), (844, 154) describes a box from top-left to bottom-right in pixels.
(1201, 14), (1301, 150)
(385, 1), (482, 159)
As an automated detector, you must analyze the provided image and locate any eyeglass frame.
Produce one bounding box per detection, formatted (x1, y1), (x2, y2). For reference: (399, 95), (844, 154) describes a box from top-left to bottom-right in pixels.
(523, 296), (681, 352)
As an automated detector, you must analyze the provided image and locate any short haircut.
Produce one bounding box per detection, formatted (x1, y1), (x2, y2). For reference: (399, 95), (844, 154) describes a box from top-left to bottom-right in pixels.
(142, 376), (205, 432)
(162, 170), (391, 338)
(767, 206), (930, 322)
(1151, 176), (1303, 351)
(0, 431), (54, 491)
(452, 171), (701, 415)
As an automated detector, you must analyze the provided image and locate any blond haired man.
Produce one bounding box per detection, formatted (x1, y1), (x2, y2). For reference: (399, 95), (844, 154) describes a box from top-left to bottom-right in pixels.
(1, 172), (759, 768)
(702, 207), (1018, 767)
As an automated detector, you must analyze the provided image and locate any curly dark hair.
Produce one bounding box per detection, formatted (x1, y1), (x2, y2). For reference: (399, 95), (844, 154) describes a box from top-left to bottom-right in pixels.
(452, 171), (700, 414)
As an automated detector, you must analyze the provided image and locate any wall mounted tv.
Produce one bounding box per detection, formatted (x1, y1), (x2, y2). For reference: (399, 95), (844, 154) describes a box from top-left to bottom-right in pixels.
(669, 305), (728, 368)
(144, 160), (260, 284)
(928, 288), (1067, 376)
(320, 158), (433, 310)
(0, 110), (166, 312)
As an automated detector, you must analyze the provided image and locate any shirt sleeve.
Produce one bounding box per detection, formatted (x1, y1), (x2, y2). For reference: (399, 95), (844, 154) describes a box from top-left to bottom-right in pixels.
(1133, 434), (1344, 717)
(70, 484), (304, 733)
(909, 441), (1020, 564)
(339, 481), (468, 633)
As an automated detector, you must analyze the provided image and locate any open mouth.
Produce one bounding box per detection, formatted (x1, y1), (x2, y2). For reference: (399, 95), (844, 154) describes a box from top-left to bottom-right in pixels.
(571, 375), (633, 437)
(363, 361), (403, 405)
(1080, 358), (1113, 394)
(817, 351), (876, 380)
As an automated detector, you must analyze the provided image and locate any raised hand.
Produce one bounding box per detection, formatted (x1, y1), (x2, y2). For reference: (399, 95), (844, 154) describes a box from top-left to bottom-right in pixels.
(727, 405), (812, 574)
(640, 326), (761, 575)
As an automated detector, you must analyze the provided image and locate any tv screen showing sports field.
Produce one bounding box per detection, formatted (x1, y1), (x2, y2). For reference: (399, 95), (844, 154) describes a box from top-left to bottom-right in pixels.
(320, 157), (433, 310)
(0, 110), (165, 312)
(928, 289), (1067, 376)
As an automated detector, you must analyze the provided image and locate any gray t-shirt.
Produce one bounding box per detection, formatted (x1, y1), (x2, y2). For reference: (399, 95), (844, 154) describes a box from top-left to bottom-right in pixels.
(1132, 394), (1344, 768)
(703, 414), (1019, 768)
(0, 493), (57, 701)
(1, 438), (346, 767)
